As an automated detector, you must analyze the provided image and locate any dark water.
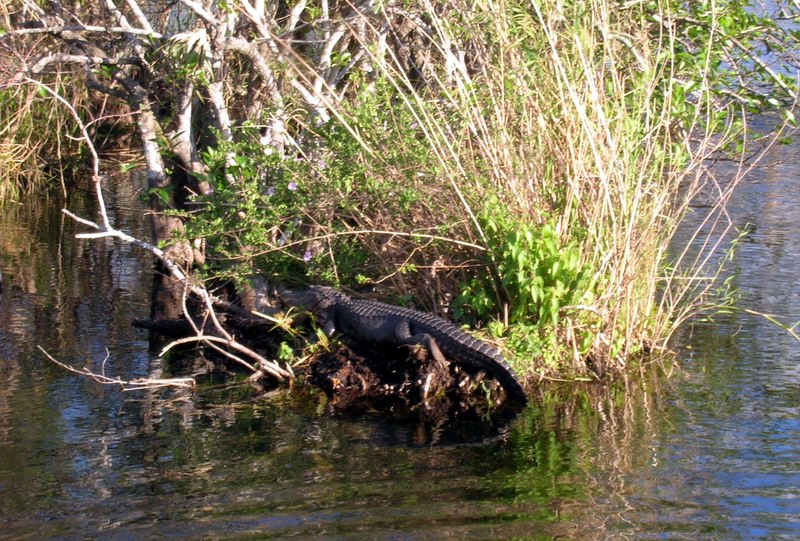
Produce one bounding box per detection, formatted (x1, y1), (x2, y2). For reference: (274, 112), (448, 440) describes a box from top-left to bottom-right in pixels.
(1, 160), (799, 540)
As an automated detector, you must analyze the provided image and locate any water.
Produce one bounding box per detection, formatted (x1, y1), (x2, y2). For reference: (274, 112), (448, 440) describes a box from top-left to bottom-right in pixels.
(1, 157), (799, 539)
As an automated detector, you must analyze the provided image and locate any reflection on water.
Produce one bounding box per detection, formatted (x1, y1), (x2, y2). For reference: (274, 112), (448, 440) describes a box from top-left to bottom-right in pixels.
(1, 160), (799, 539)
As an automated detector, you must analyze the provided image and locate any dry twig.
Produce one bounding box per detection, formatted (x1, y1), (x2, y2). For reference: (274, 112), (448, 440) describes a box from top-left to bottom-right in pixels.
(25, 78), (293, 382)
(38, 346), (196, 391)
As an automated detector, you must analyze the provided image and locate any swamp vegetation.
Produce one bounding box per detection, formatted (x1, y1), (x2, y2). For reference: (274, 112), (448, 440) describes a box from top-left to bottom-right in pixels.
(2, 0), (800, 395)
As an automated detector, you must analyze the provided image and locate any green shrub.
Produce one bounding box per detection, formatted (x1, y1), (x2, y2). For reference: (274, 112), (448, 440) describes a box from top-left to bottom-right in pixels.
(457, 202), (594, 329)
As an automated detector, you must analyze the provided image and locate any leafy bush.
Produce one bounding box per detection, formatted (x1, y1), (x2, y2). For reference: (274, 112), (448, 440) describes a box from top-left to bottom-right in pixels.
(458, 202), (594, 328)
(182, 126), (310, 284)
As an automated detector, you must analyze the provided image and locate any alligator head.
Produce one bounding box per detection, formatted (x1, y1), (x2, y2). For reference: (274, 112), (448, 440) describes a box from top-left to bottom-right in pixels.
(277, 285), (343, 315)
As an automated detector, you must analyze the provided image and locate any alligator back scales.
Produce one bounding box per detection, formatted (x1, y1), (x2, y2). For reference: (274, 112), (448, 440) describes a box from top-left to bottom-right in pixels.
(281, 286), (527, 404)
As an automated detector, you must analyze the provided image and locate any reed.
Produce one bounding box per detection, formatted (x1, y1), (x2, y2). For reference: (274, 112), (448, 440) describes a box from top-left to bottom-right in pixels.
(308, 0), (764, 378)
(0, 84), (46, 200)
(0, 74), (84, 201)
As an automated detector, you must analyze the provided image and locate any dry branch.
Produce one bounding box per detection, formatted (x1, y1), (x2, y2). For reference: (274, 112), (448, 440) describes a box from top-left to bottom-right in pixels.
(23, 77), (293, 383)
(38, 346), (196, 391)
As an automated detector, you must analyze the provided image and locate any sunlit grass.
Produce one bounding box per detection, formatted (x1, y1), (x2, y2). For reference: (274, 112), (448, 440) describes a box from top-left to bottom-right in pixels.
(0, 69), (89, 202)
(305, 0), (763, 378)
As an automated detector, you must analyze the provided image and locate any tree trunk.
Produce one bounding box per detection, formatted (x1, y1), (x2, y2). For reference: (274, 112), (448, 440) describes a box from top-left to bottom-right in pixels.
(134, 94), (195, 320)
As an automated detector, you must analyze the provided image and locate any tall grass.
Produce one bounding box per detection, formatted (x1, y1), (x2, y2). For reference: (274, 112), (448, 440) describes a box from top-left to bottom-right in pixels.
(0, 16), (91, 203)
(0, 84), (47, 200)
(303, 0), (754, 378)
(0, 76), (80, 201)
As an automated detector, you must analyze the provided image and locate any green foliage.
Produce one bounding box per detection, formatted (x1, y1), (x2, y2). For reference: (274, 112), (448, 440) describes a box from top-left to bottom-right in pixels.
(642, 0), (799, 141)
(455, 200), (597, 369)
(313, 77), (438, 214)
(180, 0), (800, 377)
(183, 77), (452, 288)
(183, 126), (313, 283)
(459, 203), (594, 329)
(13, 0), (799, 379)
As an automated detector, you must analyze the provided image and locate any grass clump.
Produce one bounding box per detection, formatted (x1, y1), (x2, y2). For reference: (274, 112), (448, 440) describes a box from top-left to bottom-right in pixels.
(0, 82), (75, 201)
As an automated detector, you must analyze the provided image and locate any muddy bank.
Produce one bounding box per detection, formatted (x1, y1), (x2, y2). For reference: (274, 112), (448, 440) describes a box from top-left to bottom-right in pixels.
(306, 340), (520, 418)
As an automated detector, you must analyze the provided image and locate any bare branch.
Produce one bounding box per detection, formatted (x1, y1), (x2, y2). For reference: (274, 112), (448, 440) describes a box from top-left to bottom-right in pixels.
(289, 78), (331, 123)
(28, 53), (139, 74)
(38, 346), (196, 391)
(728, 34), (797, 98)
(123, 0), (155, 34)
(4, 25), (163, 38)
(224, 36), (284, 106)
(63, 207), (188, 281)
(285, 0), (308, 34)
(24, 78), (109, 224)
(105, 0), (156, 76)
(56, 150), (292, 381)
(45, 107), (291, 383)
(160, 335), (293, 380)
(178, 0), (218, 26)
(314, 23), (348, 95)
(239, 0), (271, 39)
(248, 228), (488, 258)
(85, 71), (131, 101)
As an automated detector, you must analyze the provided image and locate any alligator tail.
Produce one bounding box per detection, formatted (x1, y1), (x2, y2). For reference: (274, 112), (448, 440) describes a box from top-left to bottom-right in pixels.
(436, 331), (528, 405)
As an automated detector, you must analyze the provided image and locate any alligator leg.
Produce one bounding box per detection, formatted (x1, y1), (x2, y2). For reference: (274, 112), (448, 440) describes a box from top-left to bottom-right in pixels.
(393, 321), (447, 364)
(311, 306), (337, 337)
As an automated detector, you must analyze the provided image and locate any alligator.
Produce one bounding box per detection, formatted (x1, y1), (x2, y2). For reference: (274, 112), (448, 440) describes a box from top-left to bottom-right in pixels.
(279, 285), (527, 405)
